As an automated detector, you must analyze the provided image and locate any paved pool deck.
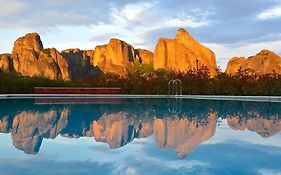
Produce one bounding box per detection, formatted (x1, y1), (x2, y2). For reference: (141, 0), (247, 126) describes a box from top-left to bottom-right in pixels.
(0, 94), (281, 102)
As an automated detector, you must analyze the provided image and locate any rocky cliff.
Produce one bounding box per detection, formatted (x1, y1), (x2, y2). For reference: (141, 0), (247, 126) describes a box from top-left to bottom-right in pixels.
(153, 113), (217, 158)
(92, 111), (217, 158)
(227, 116), (281, 138)
(0, 116), (11, 133)
(91, 39), (153, 75)
(135, 49), (153, 65)
(12, 33), (70, 80)
(2, 29), (281, 79)
(92, 112), (146, 148)
(153, 28), (218, 76)
(61, 49), (101, 79)
(226, 50), (281, 75)
(0, 54), (13, 73)
(11, 109), (68, 154)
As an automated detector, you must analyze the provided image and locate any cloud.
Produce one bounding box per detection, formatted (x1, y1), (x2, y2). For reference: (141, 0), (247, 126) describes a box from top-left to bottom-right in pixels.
(258, 6), (281, 19)
(90, 33), (121, 42)
(259, 169), (281, 175)
(0, 0), (26, 16)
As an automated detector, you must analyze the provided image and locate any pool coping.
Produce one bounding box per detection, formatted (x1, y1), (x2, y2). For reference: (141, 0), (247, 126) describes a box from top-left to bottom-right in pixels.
(0, 94), (281, 102)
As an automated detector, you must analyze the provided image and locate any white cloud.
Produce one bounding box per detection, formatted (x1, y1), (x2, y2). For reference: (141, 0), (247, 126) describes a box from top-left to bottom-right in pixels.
(111, 1), (210, 29)
(0, 0), (26, 16)
(259, 169), (281, 175)
(257, 6), (281, 19)
(164, 18), (209, 28)
(125, 166), (139, 175)
(165, 160), (209, 170)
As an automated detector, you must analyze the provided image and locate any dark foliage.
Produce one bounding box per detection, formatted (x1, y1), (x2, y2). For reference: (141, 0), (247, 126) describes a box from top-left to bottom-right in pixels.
(1, 67), (281, 95)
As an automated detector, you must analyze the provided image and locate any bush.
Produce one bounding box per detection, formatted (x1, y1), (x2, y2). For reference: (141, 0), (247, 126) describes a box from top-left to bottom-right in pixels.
(1, 67), (281, 95)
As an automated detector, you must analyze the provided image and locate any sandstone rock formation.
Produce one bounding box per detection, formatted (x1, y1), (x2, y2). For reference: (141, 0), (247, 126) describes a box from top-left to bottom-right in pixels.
(92, 112), (147, 148)
(153, 28), (218, 76)
(91, 39), (153, 75)
(227, 116), (281, 138)
(12, 33), (70, 80)
(61, 49), (101, 79)
(135, 49), (153, 65)
(92, 111), (217, 158)
(11, 109), (68, 154)
(0, 54), (13, 73)
(226, 50), (281, 75)
(0, 116), (11, 133)
(153, 113), (217, 158)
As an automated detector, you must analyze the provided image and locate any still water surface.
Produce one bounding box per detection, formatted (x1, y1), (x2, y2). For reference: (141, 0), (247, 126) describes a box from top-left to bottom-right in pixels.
(0, 98), (281, 175)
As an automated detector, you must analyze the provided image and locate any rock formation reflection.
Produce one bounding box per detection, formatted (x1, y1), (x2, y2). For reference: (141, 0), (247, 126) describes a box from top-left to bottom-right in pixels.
(1, 99), (281, 158)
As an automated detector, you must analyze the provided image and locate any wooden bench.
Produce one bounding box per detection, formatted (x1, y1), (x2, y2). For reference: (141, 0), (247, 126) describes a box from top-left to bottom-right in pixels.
(34, 87), (122, 94)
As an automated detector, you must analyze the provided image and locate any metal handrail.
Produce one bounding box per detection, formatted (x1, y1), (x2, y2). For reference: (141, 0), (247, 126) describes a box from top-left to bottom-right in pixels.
(168, 79), (182, 96)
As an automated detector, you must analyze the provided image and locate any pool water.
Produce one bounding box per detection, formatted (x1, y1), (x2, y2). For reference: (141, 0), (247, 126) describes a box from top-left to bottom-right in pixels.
(0, 98), (281, 175)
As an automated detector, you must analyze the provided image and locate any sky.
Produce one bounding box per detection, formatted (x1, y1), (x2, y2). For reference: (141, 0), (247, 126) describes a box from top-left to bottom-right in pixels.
(0, 0), (281, 70)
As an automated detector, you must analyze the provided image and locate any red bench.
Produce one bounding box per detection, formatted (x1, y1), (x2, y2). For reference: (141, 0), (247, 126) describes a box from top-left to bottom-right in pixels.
(34, 87), (122, 94)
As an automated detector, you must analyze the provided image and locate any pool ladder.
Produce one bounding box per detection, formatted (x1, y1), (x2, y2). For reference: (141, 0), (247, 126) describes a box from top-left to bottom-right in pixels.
(168, 79), (183, 114)
(168, 79), (182, 96)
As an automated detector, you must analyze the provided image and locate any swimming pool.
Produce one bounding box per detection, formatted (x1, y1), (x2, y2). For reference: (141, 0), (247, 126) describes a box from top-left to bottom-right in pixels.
(0, 98), (281, 175)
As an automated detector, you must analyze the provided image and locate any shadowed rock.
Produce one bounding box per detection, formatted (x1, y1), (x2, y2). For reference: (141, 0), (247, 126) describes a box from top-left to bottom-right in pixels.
(61, 48), (101, 79)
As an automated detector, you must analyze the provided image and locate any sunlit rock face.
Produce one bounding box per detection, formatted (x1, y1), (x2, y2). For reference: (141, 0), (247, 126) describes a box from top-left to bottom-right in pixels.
(92, 111), (217, 157)
(153, 28), (218, 76)
(11, 109), (69, 154)
(61, 49), (101, 79)
(135, 49), (154, 65)
(153, 113), (217, 158)
(92, 112), (146, 148)
(227, 116), (281, 138)
(92, 39), (133, 75)
(12, 33), (70, 80)
(226, 50), (281, 75)
(0, 54), (13, 73)
(91, 39), (151, 75)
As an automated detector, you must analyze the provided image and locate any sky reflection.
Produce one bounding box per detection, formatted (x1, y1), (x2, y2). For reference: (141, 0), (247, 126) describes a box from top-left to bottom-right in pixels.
(0, 98), (281, 174)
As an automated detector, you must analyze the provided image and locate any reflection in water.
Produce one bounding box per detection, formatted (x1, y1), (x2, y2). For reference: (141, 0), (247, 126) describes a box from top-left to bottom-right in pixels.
(1, 98), (281, 158)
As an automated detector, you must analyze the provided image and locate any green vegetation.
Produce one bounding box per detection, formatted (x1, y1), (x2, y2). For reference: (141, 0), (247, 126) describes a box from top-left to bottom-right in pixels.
(1, 67), (281, 95)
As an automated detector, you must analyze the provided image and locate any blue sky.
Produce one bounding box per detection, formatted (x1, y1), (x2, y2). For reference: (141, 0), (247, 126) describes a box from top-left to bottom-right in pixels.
(0, 0), (281, 70)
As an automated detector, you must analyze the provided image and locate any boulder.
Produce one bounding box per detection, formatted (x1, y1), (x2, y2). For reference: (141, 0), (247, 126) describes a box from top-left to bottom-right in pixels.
(226, 49), (281, 75)
(153, 28), (218, 76)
